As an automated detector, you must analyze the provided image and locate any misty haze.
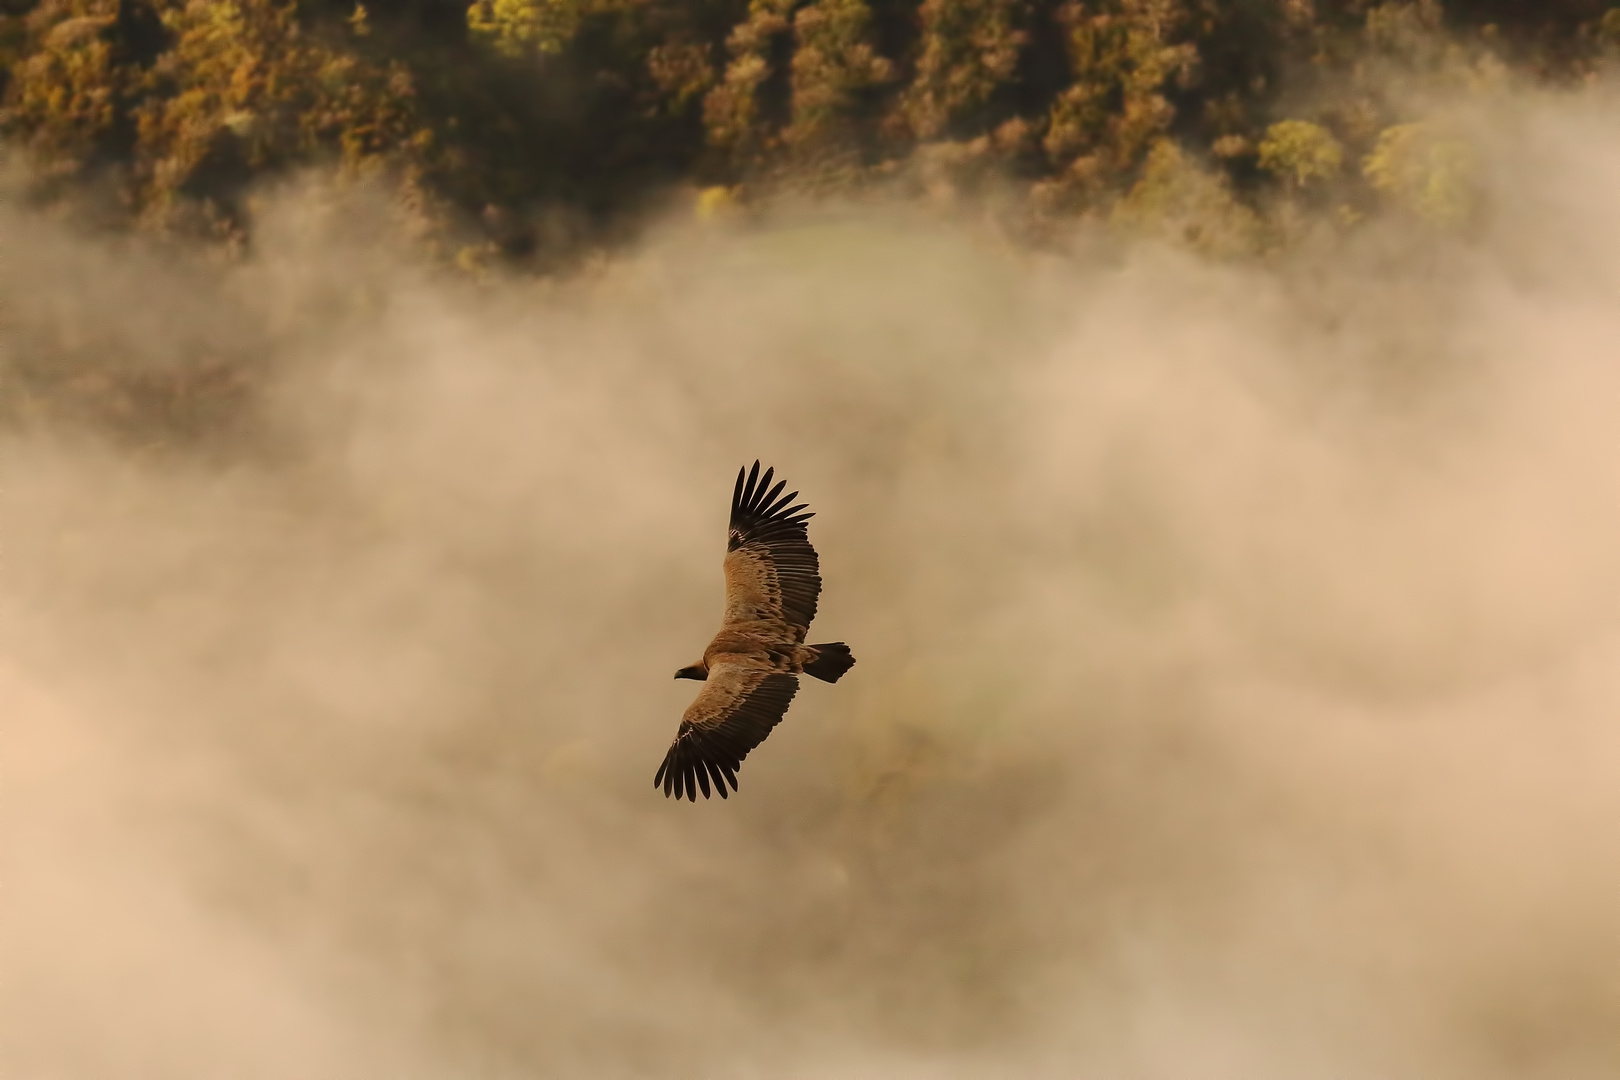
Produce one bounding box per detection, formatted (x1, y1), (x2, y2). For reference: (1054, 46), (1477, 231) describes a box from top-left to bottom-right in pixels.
(5, 16), (1620, 1078)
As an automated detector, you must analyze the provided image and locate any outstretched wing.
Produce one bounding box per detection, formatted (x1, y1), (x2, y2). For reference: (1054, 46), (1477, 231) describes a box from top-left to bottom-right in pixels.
(654, 665), (800, 801)
(723, 461), (821, 640)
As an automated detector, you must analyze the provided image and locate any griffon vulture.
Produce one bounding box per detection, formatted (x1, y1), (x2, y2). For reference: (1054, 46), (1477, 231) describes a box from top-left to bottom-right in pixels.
(656, 462), (855, 801)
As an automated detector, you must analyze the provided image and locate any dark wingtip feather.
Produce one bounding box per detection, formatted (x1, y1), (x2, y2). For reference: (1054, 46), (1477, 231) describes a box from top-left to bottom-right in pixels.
(743, 461), (761, 507)
(729, 464), (817, 536)
(706, 760), (729, 799)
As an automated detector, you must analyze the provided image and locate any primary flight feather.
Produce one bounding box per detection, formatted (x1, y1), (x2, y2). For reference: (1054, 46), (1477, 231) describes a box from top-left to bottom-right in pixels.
(656, 461), (856, 801)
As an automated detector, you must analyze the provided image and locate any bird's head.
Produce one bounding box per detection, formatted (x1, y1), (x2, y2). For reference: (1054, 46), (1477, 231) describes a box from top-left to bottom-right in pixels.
(674, 662), (709, 681)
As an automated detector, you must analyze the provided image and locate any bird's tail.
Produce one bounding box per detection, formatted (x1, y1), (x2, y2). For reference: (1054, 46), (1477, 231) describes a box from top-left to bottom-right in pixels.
(803, 642), (856, 683)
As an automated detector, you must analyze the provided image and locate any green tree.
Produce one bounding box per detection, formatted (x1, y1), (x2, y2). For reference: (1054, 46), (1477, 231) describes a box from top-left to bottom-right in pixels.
(1257, 119), (1344, 190)
(1362, 121), (1477, 229)
(899, 0), (1024, 141)
(784, 0), (891, 155)
(1038, 0), (1197, 206)
(466, 0), (583, 56)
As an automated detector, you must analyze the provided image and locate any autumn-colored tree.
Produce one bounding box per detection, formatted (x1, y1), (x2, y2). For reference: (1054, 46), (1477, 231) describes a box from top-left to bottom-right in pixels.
(3, 0), (1616, 260)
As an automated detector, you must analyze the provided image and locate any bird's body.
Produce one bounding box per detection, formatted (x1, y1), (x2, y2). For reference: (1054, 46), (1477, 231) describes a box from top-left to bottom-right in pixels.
(656, 462), (855, 801)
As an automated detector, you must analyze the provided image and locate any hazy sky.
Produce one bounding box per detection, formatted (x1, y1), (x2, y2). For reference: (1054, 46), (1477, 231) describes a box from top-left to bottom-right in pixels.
(3, 84), (1619, 1080)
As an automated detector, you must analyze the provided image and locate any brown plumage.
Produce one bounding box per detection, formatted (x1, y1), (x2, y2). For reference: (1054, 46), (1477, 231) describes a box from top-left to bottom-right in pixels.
(656, 462), (856, 801)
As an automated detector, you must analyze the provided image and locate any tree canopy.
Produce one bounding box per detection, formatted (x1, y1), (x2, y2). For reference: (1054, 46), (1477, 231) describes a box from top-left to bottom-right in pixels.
(3, 0), (1617, 263)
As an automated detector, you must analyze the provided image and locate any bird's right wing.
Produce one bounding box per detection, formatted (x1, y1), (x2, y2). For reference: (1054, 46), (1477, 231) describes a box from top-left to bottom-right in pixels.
(722, 462), (821, 640)
(654, 664), (800, 801)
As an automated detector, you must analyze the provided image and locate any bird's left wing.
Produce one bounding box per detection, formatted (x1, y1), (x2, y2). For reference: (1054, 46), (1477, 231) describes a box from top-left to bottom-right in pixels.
(655, 663), (800, 800)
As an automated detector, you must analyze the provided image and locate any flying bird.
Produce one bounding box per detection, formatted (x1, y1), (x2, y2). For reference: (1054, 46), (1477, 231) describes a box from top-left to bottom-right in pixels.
(656, 462), (856, 801)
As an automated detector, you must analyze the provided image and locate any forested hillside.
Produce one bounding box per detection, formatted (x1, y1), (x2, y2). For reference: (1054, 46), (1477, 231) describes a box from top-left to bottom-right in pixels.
(3, 0), (1617, 262)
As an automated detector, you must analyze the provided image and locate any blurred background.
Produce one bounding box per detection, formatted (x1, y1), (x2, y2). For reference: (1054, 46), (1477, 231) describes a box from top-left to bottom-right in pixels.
(3, 4), (1620, 1078)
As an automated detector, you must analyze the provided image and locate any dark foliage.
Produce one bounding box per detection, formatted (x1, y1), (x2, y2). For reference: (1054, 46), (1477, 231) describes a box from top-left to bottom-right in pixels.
(3, 0), (1617, 261)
